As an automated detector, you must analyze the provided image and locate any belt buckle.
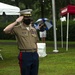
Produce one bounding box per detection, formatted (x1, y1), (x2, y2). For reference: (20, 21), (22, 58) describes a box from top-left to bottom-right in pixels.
(31, 49), (35, 52)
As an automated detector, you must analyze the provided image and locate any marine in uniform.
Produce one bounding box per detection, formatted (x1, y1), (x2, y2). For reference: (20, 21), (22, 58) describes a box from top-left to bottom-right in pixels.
(3, 9), (39, 75)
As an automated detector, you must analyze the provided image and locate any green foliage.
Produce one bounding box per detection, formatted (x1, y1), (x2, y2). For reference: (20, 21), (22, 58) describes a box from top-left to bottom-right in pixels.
(0, 0), (75, 20)
(56, 20), (75, 41)
(1, 20), (75, 41)
(0, 26), (15, 40)
(0, 0), (75, 41)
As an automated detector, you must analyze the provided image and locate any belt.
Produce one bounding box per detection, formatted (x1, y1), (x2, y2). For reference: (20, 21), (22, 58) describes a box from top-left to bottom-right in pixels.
(19, 49), (37, 52)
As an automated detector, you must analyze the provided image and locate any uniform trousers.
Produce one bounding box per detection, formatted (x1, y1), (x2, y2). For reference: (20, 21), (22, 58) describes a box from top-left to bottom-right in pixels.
(18, 51), (39, 75)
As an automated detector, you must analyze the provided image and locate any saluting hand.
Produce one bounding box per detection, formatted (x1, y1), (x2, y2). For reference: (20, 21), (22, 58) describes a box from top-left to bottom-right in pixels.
(16, 16), (24, 23)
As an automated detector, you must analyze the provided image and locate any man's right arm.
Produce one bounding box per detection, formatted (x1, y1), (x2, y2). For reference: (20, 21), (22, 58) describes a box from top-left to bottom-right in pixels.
(3, 16), (23, 33)
(3, 21), (18, 33)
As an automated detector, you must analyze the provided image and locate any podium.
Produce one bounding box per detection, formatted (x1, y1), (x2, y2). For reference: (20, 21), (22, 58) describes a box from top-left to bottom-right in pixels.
(37, 43), (47, 57)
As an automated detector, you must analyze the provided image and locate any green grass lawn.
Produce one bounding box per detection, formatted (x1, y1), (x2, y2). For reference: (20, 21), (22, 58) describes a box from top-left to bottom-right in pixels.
(0, 40), (75, 75)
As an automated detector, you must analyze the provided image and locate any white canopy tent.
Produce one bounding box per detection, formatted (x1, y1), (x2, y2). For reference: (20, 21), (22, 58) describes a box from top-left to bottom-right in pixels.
(0, 2), (20, 15)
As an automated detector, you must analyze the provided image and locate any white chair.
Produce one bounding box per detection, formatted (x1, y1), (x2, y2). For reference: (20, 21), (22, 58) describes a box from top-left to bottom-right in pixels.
(0, 48), (3, 60)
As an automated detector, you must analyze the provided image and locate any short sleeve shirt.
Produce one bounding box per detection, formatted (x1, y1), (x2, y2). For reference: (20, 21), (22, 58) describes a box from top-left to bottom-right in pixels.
(12, 23), (39, 49)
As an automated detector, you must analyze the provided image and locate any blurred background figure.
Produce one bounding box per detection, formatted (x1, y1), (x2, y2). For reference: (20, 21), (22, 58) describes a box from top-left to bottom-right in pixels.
(39, 22), (47, 42)
(30, 19), (34, 27)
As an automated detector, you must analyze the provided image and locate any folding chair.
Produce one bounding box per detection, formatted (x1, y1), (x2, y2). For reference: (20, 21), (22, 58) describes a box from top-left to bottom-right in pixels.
(0, 48), (3, 60)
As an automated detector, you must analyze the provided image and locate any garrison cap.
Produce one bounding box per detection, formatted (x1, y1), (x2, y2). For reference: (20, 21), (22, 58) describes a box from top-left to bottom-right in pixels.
(20, 9), (32, 17)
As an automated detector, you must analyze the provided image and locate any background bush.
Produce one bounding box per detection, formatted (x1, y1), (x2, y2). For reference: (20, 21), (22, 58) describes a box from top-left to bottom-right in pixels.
(0, 20), (75, 41)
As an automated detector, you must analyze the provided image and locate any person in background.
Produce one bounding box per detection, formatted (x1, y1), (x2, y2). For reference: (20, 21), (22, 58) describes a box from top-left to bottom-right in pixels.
(30, 19), (34, 27)
(39, 22), (47, 42)
(3, 9), (39, 75)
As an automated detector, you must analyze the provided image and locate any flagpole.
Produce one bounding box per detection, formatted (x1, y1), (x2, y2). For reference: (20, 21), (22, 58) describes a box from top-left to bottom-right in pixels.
(61, 17), (63, 48)
(52, 0), (59, 52)
(66, 13), (69, 51)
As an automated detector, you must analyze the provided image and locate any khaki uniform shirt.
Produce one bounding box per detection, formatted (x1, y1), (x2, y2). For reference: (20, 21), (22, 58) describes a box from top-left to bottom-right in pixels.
(12, 23), (39, 49)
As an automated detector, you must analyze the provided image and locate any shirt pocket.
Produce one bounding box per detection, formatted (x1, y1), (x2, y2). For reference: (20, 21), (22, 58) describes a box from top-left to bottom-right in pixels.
(19, 31), (28, 37)
(31, 34), (38, 43)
